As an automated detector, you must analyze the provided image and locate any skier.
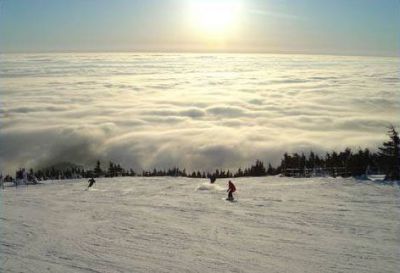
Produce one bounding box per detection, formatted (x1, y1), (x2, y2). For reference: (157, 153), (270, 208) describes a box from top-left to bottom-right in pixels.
(209, 175), (216, 184)
(227, 180), (236, 201)
(87, 177), (96, 188)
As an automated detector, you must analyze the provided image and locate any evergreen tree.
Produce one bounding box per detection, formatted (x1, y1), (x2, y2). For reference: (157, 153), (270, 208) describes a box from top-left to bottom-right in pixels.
(267, 163), (274, 175)
(250, 160), (267, 176)
(378, 125), (400, 180)
(234, 167), (244, 177)
(299, 153), (306, 170)
(94, 160), (102, 177)
(306, 151), (315, 169)
(108, 161), (115, 177)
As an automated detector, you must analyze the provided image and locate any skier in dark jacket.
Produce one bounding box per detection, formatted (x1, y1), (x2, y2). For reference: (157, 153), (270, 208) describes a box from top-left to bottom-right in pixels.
(227, 180), (236, 201)
(88, 177), (96, 188)
(209, 175), (216, 184)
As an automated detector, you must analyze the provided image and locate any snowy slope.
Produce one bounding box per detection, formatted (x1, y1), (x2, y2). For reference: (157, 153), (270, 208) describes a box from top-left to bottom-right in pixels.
(1, 177), (399, 273)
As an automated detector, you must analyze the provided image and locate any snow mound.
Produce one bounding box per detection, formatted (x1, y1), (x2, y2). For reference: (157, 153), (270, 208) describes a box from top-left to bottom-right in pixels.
(196, 182), (225, 191)
(367, 175), (386, 182)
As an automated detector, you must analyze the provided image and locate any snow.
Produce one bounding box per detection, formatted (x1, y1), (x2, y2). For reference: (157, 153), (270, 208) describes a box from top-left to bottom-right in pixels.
(196, 182), (225, 191)
(1, 177), (399, 273)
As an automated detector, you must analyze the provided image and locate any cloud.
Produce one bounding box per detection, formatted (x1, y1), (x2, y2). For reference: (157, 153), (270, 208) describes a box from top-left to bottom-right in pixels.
(206, 106), (248, 118)
(248, 9), (304, 20)
(0, 53), (399, 173)
(179, 108), (205, 118)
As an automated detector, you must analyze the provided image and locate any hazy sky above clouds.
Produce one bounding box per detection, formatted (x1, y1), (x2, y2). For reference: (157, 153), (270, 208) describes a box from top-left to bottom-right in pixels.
(1, 53), (399, 173)
(0, 1), (399, 173)
(0, 0), (399, 56)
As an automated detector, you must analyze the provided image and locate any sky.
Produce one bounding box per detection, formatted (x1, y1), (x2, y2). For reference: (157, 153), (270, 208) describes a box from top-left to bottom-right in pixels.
(0, 0), (399, 174)
(0, 0), (399, 56)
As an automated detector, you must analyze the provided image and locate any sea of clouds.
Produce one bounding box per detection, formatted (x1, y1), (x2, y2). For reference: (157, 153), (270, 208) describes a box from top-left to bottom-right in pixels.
(0, 53), (398, 173)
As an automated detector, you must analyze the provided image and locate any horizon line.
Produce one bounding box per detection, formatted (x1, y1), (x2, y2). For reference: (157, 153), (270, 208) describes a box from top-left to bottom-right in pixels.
(0, 48), (398, 58)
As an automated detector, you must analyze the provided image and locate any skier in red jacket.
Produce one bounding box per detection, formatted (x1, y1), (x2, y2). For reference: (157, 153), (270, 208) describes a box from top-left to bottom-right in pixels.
(227, 180), (236, 201)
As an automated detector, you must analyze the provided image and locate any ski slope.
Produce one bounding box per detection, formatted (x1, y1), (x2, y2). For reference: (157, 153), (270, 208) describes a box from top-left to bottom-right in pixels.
(1, 177), (399, 273)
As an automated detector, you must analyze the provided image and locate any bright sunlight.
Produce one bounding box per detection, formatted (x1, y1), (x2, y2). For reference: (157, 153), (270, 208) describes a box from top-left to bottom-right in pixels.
(188, 0), (243, 39)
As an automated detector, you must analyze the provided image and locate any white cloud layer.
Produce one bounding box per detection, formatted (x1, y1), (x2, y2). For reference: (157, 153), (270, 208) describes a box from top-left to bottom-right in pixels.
(0, 53), (399, 173)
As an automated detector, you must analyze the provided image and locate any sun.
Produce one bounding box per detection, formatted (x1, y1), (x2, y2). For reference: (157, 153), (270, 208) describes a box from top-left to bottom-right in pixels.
(188, 0), (243, 38)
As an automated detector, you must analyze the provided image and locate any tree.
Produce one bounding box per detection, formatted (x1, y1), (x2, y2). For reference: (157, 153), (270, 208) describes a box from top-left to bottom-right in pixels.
(378, 125), (400, 180)
(306, 151), (315, 169)
(267, 163), (275, 175)
(250, 160), (266, 176)
(235, 168), (244, 177)
(108, 161), (115, 177)
(94, 160), (102, 177)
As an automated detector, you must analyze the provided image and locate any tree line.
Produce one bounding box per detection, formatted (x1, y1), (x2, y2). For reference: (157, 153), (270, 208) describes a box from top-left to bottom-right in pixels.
(6, 125), (400, 182)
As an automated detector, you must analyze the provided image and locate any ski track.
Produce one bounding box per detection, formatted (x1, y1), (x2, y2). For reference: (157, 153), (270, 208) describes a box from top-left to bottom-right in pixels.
(1, 177), (399, 273)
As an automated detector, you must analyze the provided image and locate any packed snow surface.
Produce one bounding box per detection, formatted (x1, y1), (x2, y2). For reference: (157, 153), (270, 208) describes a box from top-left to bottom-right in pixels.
(1, 177), (399, 273)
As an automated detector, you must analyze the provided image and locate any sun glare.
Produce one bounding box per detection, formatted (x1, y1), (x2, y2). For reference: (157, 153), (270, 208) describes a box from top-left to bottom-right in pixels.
(188, 0), (242, 38)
